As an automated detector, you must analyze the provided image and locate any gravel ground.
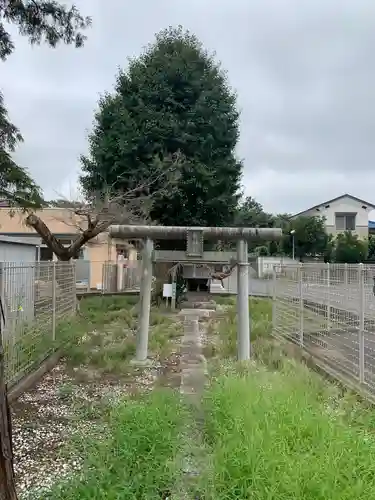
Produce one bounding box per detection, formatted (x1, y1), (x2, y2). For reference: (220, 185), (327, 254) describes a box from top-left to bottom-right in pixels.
(11, 350), (181, 499)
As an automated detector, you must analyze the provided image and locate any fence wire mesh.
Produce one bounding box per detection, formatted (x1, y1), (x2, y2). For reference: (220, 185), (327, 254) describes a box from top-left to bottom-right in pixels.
(0, 261), (76, 388)
(272, 262), (375, 393)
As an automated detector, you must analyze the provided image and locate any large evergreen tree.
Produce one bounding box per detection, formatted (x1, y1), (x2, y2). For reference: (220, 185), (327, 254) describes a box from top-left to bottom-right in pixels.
(80, 26), (242, 227)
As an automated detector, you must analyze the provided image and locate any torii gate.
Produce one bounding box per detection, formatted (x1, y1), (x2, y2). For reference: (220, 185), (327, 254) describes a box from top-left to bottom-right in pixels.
(109, 225), (282, 362)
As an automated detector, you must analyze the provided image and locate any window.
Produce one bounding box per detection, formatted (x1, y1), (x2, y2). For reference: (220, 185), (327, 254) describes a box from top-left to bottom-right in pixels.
(335, 213), (356, 231)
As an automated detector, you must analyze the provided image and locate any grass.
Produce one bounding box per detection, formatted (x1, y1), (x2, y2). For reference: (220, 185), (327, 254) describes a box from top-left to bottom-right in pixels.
(205, 297), (272, 358)
(199, 361), (375, 499)
(197, 297), (375, 499)
(45, 390), (185, 499)
(6, 294), (182, 386)
(22, 295), (375, 499)
(63, 295), (182, 374)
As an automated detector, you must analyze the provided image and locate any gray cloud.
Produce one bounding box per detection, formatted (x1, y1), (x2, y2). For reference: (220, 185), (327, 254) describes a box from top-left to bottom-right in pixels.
(2, 0), (375, 216)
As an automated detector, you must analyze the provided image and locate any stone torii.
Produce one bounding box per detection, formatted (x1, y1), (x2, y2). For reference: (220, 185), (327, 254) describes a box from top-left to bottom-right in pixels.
(109, 225), (282, 363)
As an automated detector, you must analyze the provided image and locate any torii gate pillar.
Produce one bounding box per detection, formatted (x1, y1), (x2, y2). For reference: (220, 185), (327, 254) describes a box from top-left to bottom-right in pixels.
(109, 225), (282, 363)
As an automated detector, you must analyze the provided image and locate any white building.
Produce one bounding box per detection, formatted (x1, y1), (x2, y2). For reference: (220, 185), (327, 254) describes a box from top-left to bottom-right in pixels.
(292, 194), (375, 239)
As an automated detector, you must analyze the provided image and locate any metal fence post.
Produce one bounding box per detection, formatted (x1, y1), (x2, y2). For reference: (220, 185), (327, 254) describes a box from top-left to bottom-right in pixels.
(272, 265), (277, 333)
(72, 260), (77, 313)
(299, 262), (304, 347)
(326, 262), (331, 330)
(52, 262), (56, 342)
(344, 262), (348, 285)
(359, 262), (365, 384)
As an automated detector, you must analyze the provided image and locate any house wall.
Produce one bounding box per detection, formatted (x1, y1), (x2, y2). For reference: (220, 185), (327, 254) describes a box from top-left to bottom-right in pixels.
(299, 197), (371, 238)
(0, 207), (88, 234)
(0, 208), (116, 289)
(87, 234), (117, 289)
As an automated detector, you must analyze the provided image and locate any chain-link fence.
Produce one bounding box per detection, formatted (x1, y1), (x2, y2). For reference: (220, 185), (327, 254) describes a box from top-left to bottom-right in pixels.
(0, 261), (76, 387)
(272, 262), (375, 395)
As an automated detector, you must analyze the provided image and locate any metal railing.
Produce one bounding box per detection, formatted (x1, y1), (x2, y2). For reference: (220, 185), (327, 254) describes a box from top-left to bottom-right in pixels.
(0, 261), (76, 387)
(272, 262), (375, 395)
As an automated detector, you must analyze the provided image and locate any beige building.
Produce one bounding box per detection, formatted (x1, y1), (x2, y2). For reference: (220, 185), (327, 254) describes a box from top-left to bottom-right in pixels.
(292, 194), (375, 239)
(0, 207), (136, 289)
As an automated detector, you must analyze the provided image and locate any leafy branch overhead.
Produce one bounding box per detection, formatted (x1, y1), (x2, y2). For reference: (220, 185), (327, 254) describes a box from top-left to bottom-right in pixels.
(26, 152), (184, 260)
(0, 92), (43, 209)
(0, 0), (91, 209)
(0, 0), (91, 61)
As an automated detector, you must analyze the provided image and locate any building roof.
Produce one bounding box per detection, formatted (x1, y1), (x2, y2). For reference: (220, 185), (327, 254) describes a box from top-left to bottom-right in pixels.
(293, 194), (375, 218)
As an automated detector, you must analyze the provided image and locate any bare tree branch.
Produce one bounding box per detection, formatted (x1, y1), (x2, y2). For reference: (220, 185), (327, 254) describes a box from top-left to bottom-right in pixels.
(26, 151), (184, 260)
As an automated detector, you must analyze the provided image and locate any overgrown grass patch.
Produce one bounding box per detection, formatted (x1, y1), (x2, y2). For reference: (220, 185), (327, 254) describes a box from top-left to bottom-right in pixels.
(207, 298), (272, 358)
(45, 390), (185, 500)
(65, 295), (182, 374)
(199, 361), (375, 499)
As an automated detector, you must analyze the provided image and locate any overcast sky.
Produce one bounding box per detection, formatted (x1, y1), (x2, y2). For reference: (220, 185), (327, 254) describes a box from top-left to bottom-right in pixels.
(2, 0), (375, 216)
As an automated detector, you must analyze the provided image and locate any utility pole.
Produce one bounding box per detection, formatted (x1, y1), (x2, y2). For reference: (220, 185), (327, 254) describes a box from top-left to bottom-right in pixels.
(0, 295), (18, 500)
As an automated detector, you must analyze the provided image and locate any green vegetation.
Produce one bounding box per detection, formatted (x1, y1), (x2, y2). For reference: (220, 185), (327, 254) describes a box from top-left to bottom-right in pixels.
(46, 391), (185, 500)
(200, 298), (375, 499)
(1, 0), (90, 207)
(65, 295), (182, 374)
(206, 297), (272, 358)
(333, 231), (368, 263)
(80, 26), (242, 228)
(30, 296), (375, 499)
(199, 361), (375, 499)
(6, 295), (182, 385)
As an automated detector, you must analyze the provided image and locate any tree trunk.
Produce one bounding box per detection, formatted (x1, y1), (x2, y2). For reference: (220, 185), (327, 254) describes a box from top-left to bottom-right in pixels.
(26, 214), (70, 260)
(26, 214), (110, 261)
(0, 299), (17, 500)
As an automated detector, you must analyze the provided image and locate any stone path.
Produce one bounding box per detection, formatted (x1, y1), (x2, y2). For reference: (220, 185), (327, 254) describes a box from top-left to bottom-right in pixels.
(175, 301), (215, 499)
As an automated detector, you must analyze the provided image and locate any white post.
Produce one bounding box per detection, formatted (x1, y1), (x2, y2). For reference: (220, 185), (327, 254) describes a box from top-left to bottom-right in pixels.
(299, 262), (304, 347)
(272, 265), (277, 332)
(134, 238), (154, 363)
(326, 262), (331, 331)
(292, 234), (295, 261)
(359, 263), (365, 384)
(237, 239), (250, 360)
(52, 262), (56, 341)
(344, 262), (348, 285)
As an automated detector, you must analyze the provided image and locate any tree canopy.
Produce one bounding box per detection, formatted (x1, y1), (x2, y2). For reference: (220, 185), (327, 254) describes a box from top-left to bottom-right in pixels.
(282, 215), (331, 260)
(0, 92), (44, 208)
(333, 232), (368, 263)
(235, 196), (274, 228)
(0, 0), (91, 208)
(80, 26), (242, 227)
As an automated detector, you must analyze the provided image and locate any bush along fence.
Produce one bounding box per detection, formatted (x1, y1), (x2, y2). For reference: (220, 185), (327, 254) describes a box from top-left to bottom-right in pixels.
(272, 262), (375, 398)
(0, 261), (77, 388)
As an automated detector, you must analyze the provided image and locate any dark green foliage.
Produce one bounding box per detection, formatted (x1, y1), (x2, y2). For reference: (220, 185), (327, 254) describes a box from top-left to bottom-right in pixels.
(367, 235), (375, 261)
(283, 215), (331, 259)
(0, 0), (90, 207)
(333, 231), (368, 263)
(235, 196), (274, 228)
(0, 0), (91, 61)
(80, 26), (242, 227)
(0, 93), (44, 207)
